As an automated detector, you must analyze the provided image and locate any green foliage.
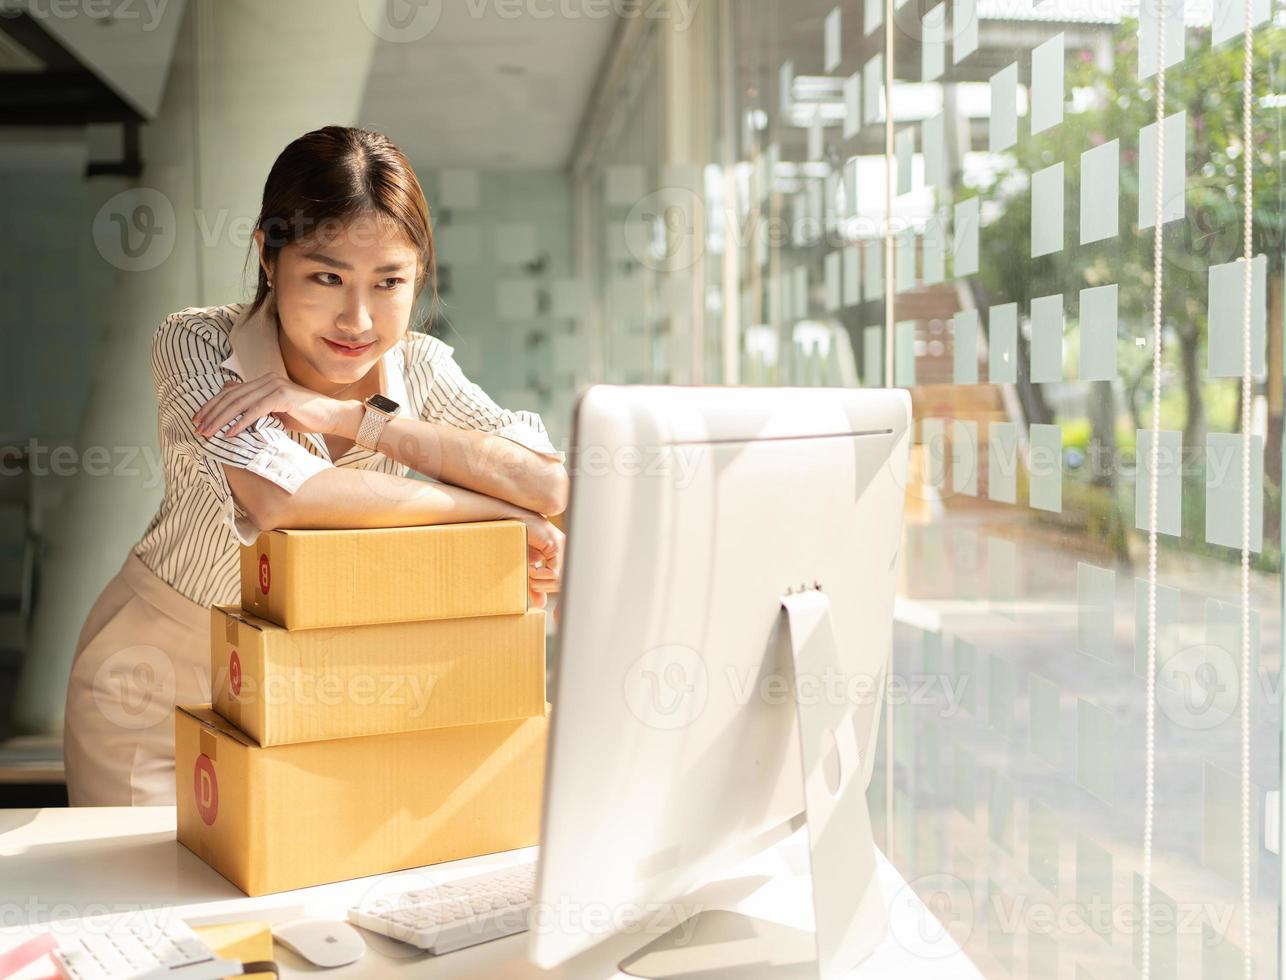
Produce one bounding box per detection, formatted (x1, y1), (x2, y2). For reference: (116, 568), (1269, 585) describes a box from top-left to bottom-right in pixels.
(973, 21), (1284, 436)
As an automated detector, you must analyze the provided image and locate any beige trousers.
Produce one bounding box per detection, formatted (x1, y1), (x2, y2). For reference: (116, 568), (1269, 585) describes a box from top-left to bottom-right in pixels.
(63, 551), (211, 806)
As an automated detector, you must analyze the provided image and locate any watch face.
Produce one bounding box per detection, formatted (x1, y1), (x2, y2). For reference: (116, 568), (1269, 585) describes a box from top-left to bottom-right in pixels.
(367, 394), (400, 414)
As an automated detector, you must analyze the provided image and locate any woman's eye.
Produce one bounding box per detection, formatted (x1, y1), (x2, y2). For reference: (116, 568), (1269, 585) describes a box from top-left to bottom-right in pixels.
(313, 272), (341, 286)
(379, 278), (405, 290)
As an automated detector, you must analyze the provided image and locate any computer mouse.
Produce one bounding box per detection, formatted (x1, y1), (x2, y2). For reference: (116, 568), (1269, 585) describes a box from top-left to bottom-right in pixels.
(272, 917), (367, 968)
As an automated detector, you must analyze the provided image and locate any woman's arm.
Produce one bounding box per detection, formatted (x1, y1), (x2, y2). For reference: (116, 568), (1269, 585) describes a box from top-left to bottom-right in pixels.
(229, 461), (520, 531)
(228, 464), (566, 606)
(330, 402), (569, 517)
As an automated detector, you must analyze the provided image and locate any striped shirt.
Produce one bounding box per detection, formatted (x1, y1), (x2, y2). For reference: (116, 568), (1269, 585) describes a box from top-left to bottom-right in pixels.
(132, 294), (564, 609)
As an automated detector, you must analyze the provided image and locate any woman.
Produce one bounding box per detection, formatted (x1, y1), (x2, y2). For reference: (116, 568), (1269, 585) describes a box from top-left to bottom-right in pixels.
(63, 126), (568, 806)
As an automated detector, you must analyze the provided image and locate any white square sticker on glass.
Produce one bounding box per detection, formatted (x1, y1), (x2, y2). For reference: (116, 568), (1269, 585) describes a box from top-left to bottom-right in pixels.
(896, 226), (917, 293)
(1213, 0), (1269, 45)
(843, 72), (862, 139)
(1207, 254), (1267, 379)
(864, 0), (882, 35)
(439, 168), (480, 209)
(763, 274), (782, 327)
(437, 224), (482, 264)
(923, 210), (947, 285)
(551, 278), (592, 319)
(989, 302), (1018, 383)
(780, 60), (794, 115)
(953, 0), (977, 63)
(808, 115), (825, 163)
(923, 112), (946, 189)
(1029, 423), (1063, 512)
(1135, 429), (1183, 536)
(1031, 162), (1064, 257)
(497, 280), (538, 320)
(988, 422), (1019, 503)
(1139, 111), (1186, 228)
(953, 419), (979, 496)
(843, 245), (862, 306)
(1138, 0), (1185, 79)
(824, 170), (841, 229)
(922, 418), (946, 488)
(1133, 578), (1182, 679)
(922, 2), (946, 82)
(988, 535), (1017, 616)
(793, 265), (809, 319)
(954, 196), (980, 276)
(863, 240), (883, 300)
(759, 142), (779, 202)
(807, 180), (824, 238)
(1204, 599), (1262, 709)
(1076, 699), (1115, 804)
(1079, 283), (1118, 381)
(895, 320), (917, 387)
(824, 6), (842, 72)
(1203, 762), (1249, 880)
(497, 223), (538, 265)
(606, 222), (631, 263)
(1205, 433), (1264, 552)
(825, 251), (842, 312)
(896, 126), (915, 195)
(989, 62), (1018, 153)
(605, 165), (647, 207)
(864, 325), (883, 386)
(1028, 677), (1062, 769)
(954, 309), (979, 384)
(864, 54), (885, 125)
(1030, 293), (1064, 383)
(1080, 140), (1120, 245)
(1076, 563), (1115, 660)
(1031, 33), (1064, 135)
(843, 156), (861, 219)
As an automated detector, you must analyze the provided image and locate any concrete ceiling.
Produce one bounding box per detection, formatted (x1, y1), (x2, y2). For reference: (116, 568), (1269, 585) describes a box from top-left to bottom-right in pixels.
(354, 2), (619, 171)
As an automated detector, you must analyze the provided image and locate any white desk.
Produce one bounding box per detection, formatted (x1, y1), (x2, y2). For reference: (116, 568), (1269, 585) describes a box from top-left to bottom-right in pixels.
(0, 808), (978, 979)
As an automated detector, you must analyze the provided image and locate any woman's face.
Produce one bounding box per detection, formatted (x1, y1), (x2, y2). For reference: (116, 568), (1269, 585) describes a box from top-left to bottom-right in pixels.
(256, 214), (419, 391)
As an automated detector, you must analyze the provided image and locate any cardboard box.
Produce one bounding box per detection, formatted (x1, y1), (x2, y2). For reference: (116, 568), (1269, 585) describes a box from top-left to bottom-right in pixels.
(210, 604), (547, 745)
(176, 703), (549, 896)
(239, 520), (528, 629)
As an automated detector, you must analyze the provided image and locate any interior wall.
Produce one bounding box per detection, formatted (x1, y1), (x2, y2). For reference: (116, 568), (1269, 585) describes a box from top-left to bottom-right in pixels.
(12, 0), (382, 733)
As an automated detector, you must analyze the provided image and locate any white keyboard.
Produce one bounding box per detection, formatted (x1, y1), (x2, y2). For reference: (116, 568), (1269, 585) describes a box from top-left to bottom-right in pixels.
(52, 910), (244, 980)
(348, 861), (536, 955)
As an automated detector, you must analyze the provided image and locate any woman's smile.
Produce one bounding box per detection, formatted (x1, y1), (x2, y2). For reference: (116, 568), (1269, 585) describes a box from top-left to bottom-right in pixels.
(323, 336), (376, 357)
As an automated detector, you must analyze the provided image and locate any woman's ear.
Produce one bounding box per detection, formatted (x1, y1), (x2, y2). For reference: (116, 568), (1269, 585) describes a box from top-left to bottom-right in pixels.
(253, 228), (272, 283)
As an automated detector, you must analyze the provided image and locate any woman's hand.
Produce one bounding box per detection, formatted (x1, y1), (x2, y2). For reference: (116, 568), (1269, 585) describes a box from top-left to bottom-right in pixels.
(515, 510), (565, 614)
(192, 375), (350, 439)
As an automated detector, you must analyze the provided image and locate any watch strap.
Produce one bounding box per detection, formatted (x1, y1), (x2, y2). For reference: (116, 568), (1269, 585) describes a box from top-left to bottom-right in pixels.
(356, 402), (394, 451)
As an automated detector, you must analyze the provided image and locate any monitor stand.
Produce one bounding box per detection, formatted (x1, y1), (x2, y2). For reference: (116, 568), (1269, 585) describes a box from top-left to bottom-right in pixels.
(619, 586), (888, 979)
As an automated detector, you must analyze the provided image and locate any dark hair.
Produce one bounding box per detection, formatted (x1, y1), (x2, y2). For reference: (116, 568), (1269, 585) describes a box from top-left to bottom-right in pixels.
(244, 125), (436, 327)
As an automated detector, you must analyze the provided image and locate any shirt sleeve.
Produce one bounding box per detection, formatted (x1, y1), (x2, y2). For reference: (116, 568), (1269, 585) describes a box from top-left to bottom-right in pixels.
(151, 313), (333, 547)
(419, 337), (566, 463)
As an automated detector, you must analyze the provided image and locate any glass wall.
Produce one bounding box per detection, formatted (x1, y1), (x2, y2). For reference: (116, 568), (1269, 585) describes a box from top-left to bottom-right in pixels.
(884, 0), (1283, 974)
(577, 0), (1284, 973)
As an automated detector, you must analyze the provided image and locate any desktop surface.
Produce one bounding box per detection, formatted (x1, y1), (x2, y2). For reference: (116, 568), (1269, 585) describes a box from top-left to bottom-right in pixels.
(0, 807), (978, 979)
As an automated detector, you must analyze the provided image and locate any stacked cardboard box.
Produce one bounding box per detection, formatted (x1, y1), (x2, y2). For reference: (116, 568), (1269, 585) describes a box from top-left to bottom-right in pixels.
(175, 520), (550, 896)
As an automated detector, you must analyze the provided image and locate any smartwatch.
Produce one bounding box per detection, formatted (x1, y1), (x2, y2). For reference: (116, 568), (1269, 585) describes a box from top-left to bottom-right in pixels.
(356, 393), (400, 451)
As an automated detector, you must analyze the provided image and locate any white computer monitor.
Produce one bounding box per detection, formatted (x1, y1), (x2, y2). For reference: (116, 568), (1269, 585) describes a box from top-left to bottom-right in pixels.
(529, 384), (913, 972)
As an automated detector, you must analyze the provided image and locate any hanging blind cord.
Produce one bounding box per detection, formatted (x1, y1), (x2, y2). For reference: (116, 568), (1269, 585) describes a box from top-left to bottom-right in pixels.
(1141, 3), (1257, 976)
(1140, 0), (1169, 970)
(1238, 0), (1256, 973)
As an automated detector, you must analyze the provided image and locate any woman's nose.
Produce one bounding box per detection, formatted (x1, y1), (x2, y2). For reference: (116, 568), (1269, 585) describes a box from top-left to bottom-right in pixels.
(337, 294), (375, 332)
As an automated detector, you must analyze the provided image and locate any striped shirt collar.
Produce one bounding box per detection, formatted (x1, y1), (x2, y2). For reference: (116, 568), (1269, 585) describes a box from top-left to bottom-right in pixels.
(222, 289), (412, 416)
